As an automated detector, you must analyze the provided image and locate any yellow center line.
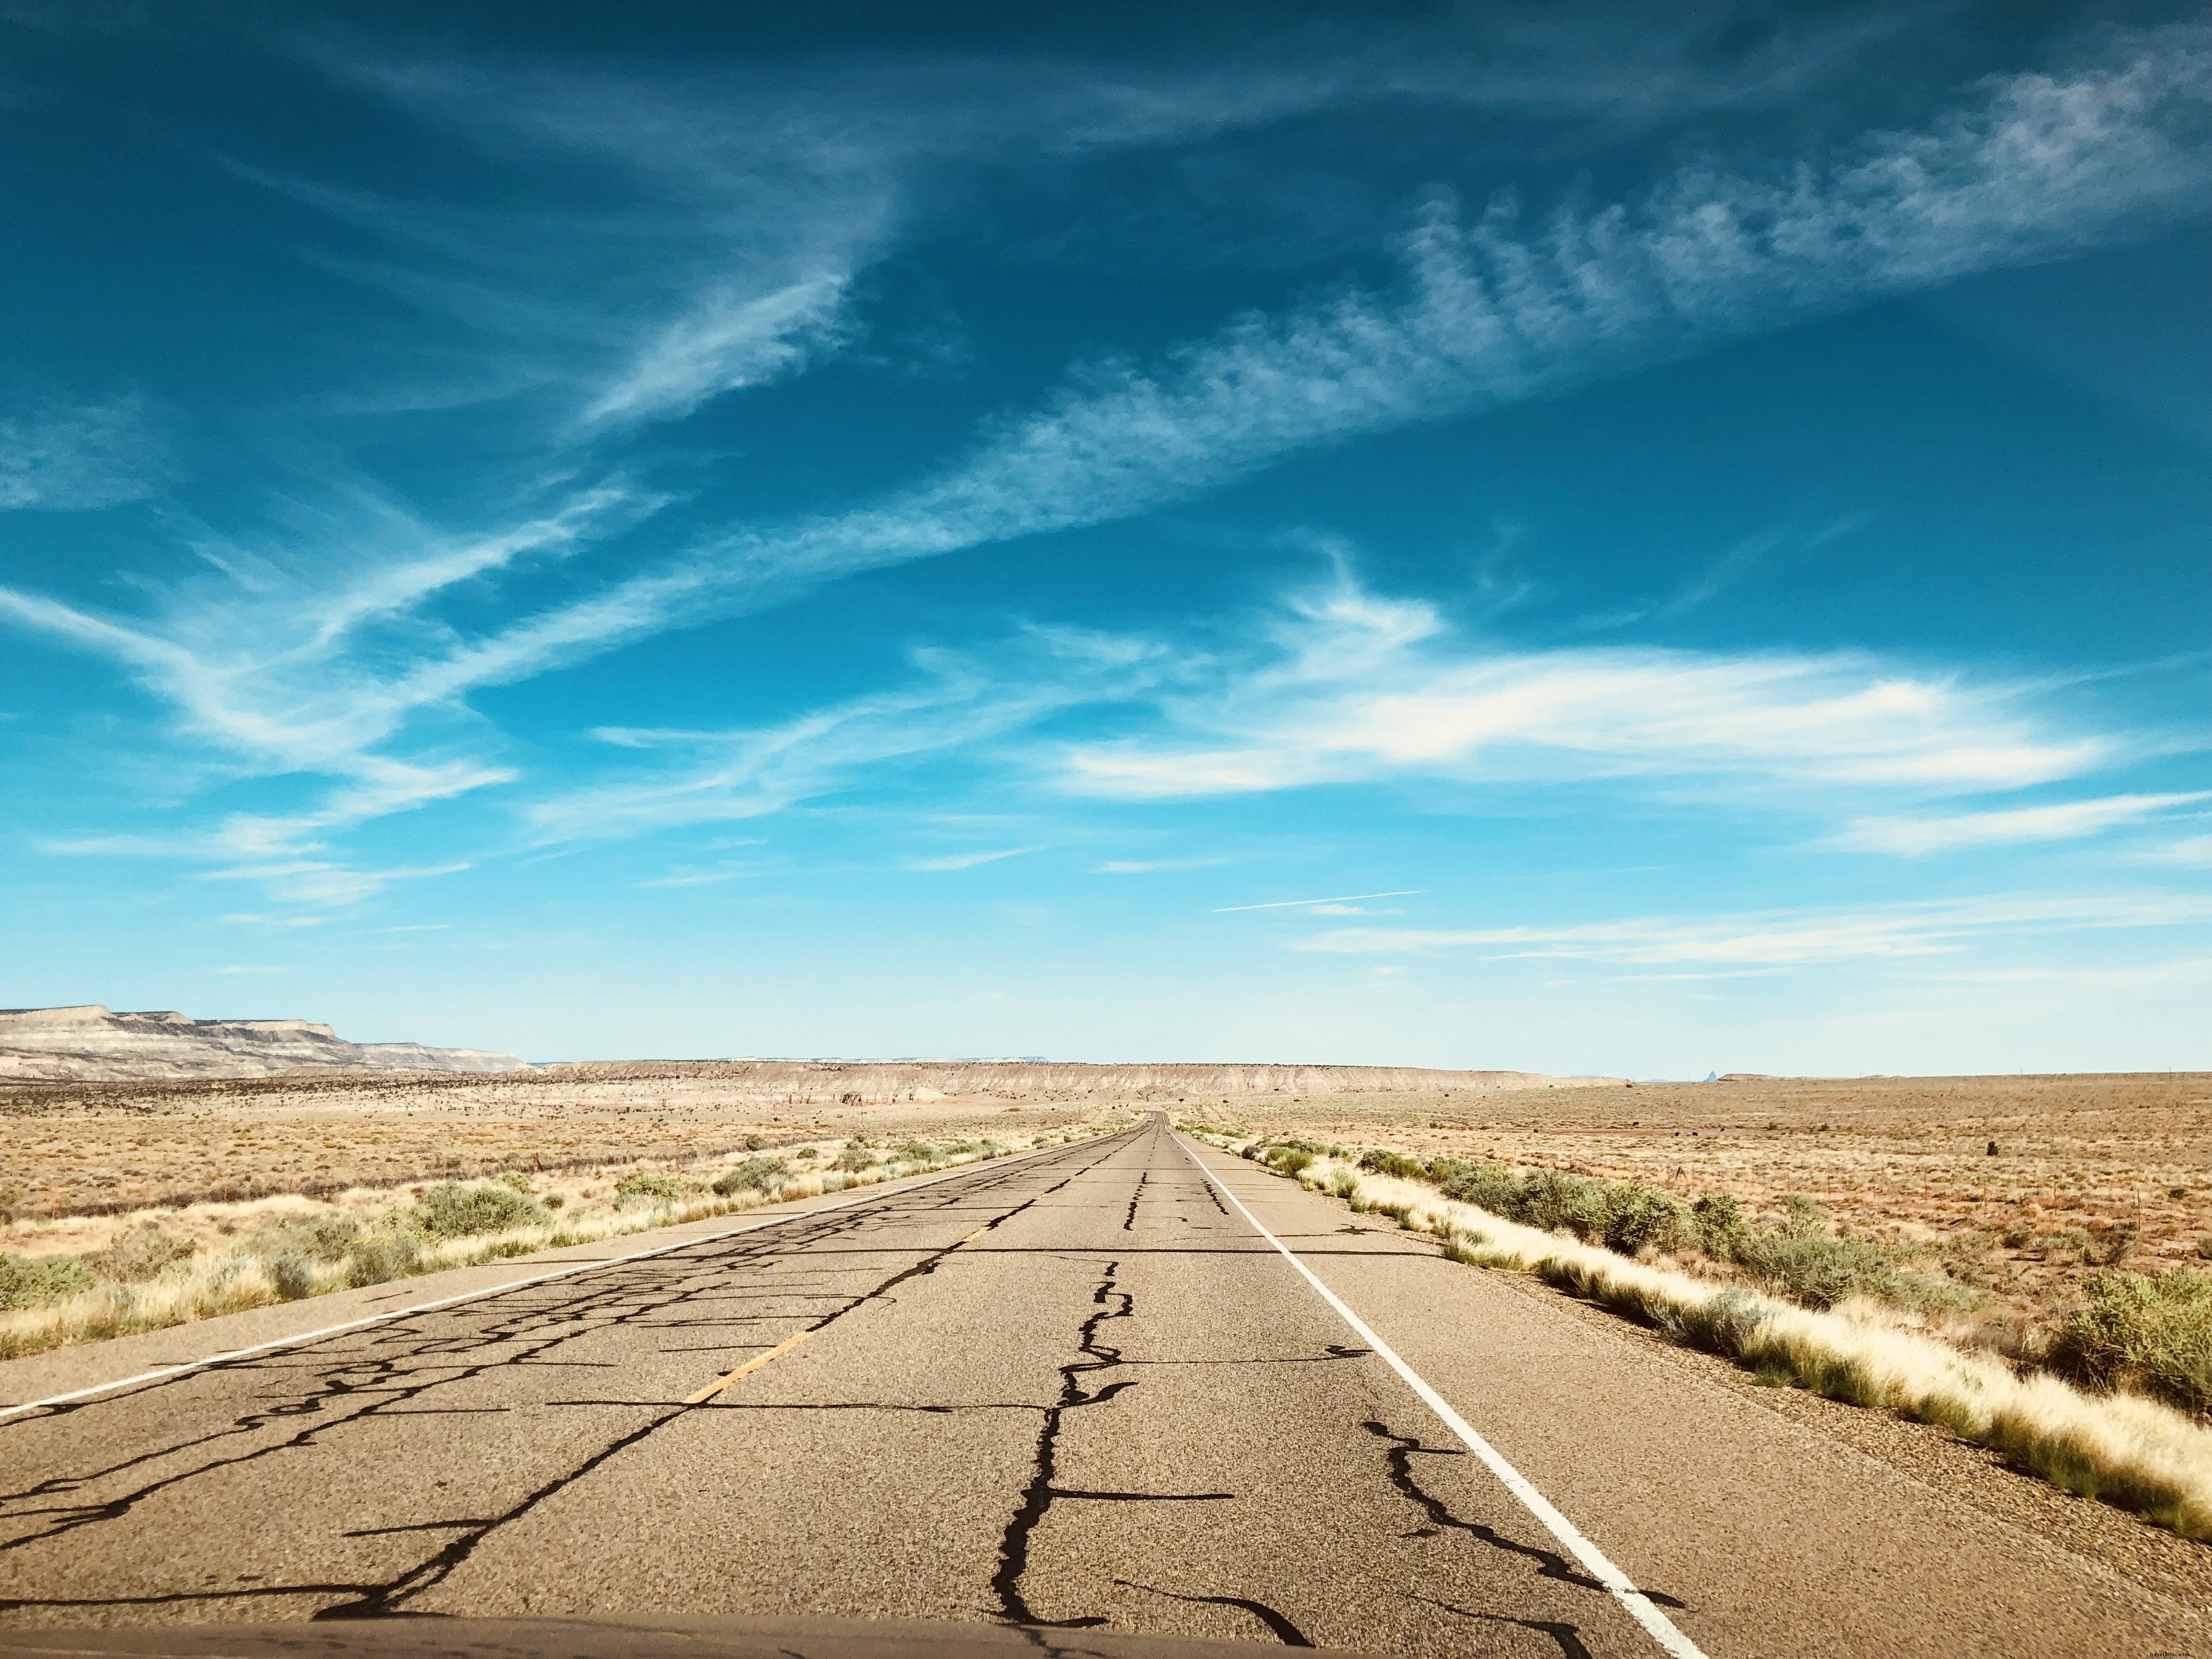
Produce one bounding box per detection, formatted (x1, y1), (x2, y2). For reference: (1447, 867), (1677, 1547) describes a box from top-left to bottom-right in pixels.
(960, 1224), (994, 1245)
(682, 1328), (814, 1406)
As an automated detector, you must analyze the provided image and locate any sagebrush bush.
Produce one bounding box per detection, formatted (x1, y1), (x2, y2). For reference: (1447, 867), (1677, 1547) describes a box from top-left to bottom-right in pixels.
(247, 1216), (360, 1264)
(416, 1181), (551, 1237)
(2052, 1268), (2212, 1417)
(1736, 1232), (1898, 1309)
(1430, 1163), (1690, 1255)
(1596, 1182), (1691, 1255)
(890, 1139), (937, 1162)
(494, 1170), (534, 1193)
(612, 1172), (680, 1207)
(267, 1254), (316, 1301)
(1358, 1149), (1427, 1180)
(345, 1234), (421, 1287)
(0, 1252), (97, 1310)
(1691, 1193), (1752, 1258)
(87, 1223), (196, 1284)
(713, 1155), (791, 1196)
(834, 1144), (879, 1172)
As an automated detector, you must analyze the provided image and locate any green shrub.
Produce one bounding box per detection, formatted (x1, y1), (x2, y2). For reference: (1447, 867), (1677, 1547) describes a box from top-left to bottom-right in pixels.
(1777, 1194), (1829, 1237)
(414, 1181), (550, 1238)
(713, 1156), (791, 1197)
(0, 1251), (97, 1310)
(2051, 1268), (2212, 1415)
(267, 1255), (316, 1300)
(1737, 1232), (1898, 1310)
(890, 1139), (938, 1162)
(495, 1170), (534, 1193)
(2198, 1235), (2212, 1261)
(1596, 1182), (1691, 1255)
(345, 1235), (421, 1287)
(613, 1172), (681, 1207)
(743, 1134), (768, 1151)
(793, 1147), (819, 1161)
(1268, 1147), (1317, 1177)
(1358, 1149), (1427, 1180)
(246, 1216), (360, 1264)
(834, 1144), (879, 1172)
(1691, 1193), (1752, 1259)
(87, 1224), (196, 1283)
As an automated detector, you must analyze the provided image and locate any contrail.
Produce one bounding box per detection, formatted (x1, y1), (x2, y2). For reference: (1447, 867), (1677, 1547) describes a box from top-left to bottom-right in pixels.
(1212, 889), (1423, 912)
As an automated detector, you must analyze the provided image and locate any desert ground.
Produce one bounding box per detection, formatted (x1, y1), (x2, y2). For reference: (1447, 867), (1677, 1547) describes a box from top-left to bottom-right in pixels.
(1183, 1071), (2212, 1334)
(8, 1065), (2205, 1332)
(0, 1061), (1576, 1229)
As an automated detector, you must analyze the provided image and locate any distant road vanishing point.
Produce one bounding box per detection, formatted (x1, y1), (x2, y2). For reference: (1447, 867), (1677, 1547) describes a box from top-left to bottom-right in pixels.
(0, 1119), (2198, 1657)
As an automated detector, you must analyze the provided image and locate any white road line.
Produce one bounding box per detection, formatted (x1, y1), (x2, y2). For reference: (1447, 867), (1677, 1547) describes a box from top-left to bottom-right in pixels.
(0, 1133), (1115, 1425)
(1177, 1133), (1710, 1659)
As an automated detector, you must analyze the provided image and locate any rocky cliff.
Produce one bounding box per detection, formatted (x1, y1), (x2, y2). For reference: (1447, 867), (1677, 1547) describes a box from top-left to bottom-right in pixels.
(0, 1005), (530, 1083)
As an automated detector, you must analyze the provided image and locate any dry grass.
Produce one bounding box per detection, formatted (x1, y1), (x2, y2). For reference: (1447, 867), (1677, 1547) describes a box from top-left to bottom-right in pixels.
(1208, 1133), (2212, 1541)
(1177, 1073), (2212, 1335)
(0, 1069), (1133, 1223)
(0, 1128), (1113, 1363)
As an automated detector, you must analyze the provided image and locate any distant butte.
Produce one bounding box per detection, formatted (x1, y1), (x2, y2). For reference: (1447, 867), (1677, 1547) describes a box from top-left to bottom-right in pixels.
(0, 1003), (529, 1084)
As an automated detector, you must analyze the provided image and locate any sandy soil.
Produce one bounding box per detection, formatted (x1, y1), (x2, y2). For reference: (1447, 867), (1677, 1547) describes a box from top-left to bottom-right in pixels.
(0, 1070), (1124, 1235)
(14, 1069), (2204, 1331)
(1184, 1072), (2212, 1327)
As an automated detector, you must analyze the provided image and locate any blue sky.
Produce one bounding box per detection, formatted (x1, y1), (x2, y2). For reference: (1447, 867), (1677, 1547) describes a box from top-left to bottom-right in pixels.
(2, 1), (2207, 1073)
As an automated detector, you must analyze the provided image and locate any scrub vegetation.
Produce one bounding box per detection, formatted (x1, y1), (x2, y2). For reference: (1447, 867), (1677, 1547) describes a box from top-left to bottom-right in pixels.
(0, 1131), (1060, 1362)
(1206, 1128), (2212, 1540)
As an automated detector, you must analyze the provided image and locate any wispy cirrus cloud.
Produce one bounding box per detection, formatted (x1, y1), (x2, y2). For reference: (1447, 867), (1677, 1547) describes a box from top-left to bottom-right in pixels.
(2136, 835), (2212, 869)
(398, 29), (2212, 692)
(1833, 792), (2212, 855)
(902, 845), (1047, 872)
(1292, 891), (2212, 967)
(2, 26), (2203, 915)
(1058, 573), (2115, 801)
(580, 270), (860, 430)
(528, 629), (1171, 843)
(0, 392), (173, 511)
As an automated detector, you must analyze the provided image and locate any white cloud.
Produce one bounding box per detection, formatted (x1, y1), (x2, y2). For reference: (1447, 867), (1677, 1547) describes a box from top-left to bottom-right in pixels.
(2, 29), (2202, 906)
(1833, 792), (2212, 855)
(201, 859), (471, 909)
(0, 392), (172, 511)
(2137, 835), (2212, 869)
(413, 31), (2212, 696)
(1294, 891), (2212, 967)
(1091, 857), (1233, 874)
(582, 270), (857, 428)
(528, 631), (1169, 842)
(902, 845), (1047, 872)
(1214, 888), (1425, 912)
(1060, 574), (2113, 801)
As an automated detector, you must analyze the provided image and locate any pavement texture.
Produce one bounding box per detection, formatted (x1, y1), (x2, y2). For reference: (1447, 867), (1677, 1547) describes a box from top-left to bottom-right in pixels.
(0, 1118), (2202, 1659)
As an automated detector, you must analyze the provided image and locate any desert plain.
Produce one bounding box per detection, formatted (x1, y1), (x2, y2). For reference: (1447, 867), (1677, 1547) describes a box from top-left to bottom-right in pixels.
(7, 1064), (2207, 1336)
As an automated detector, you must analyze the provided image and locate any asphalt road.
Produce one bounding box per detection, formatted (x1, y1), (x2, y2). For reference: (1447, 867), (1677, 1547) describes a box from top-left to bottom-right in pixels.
(0, 1118), (2200, 1658)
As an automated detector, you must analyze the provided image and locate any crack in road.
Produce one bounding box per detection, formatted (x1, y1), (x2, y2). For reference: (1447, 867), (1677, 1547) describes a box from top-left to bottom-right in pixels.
(990, 1257), (1139, 1628)
(1115, 1579), (1313, 1647)
(1410, 1590), (1596, 1659)
(1362, 1420), (1688, 1612)
(0, 1135), (1137, 1619)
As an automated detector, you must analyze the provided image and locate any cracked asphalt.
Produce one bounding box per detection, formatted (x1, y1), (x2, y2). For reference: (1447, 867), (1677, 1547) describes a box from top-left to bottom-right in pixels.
(1, 1118), (2203, 1658)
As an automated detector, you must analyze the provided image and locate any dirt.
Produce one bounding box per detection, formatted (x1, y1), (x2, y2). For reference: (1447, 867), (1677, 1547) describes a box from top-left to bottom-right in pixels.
(0, 1071), (1125, 1235)
(1180, 1072), (2212, 1327)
